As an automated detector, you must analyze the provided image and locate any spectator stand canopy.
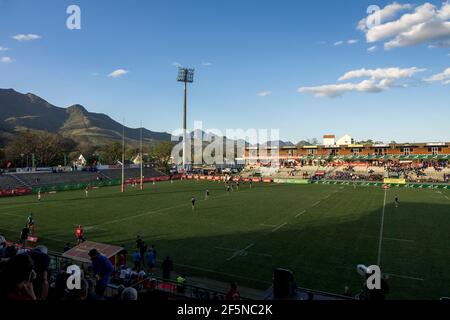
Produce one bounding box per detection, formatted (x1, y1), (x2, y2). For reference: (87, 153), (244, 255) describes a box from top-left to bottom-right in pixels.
(62, 241), (123, 264)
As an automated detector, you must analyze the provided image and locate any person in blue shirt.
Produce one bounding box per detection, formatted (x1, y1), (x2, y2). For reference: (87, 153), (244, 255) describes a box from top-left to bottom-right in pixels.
(146, 248), (156, 273)
(132, 250), (141, 271)
(88, 249), (113, 297)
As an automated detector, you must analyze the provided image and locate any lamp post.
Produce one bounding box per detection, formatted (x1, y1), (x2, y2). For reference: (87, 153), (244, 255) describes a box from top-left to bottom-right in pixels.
(177, 67), (195, 172)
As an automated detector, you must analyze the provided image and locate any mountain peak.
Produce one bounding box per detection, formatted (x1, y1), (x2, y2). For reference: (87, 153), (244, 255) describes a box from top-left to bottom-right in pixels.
(67, 104), (88, 114)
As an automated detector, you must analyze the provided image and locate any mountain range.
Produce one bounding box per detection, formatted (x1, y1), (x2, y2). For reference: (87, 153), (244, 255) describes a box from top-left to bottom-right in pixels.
(0, 88), (171, 147)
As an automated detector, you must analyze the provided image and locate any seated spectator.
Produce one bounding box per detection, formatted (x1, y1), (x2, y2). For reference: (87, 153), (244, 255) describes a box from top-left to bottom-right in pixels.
(121, 287), (138, 301)
(27, 245), (50, 300)
(0, 254), (37, 300)
(161, 256), (173, 280)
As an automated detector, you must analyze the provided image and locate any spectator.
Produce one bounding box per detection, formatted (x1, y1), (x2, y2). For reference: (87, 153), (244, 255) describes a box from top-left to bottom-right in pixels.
(64, 243), (71, 252)
(146, 247), (156, 273)
(67, 279), (89, 301)
(0, 235), (6, 259)
(121, 287), (138, 301)
(132, 250), (141, 271)
(118, 251), (126, 269)
(161, 256), (173, 280)
(27, 245), (50, 300)
(176, 274), (186, 294)
(225, 282), (240, 300)
(4, 245), (17, 259)
(140, 241), (147, 269)
(88, 248), (113, 297)
(0, 254), (37, 300)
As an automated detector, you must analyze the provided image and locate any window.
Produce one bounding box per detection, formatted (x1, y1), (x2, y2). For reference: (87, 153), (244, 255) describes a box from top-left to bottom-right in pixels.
(374, 148), (387, 155)
(428, 147), (441, 155)
(351, 148), (362, 155)
(307, 149), (317, 156)
(401, 148), (413, 155)
(328, 149), (339, 156)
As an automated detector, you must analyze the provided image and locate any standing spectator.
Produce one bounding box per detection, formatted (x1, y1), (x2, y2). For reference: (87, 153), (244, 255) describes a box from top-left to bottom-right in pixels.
(176, 274), (186, 294)
(0, 254), (37, 300)
(132, 250), (141, 271)
(64, 243), (71, 252)
(225, 282), (241, 300)
(118, 251), (126, 269)
(0, 235), (6, 259)
(136, 235), (143, 251)
(161, 256), (173, 280)
(146, 247), (156, 273)
(88, 249), (113, 297)
(140, 241), (147, 269)
(151, 245), (157, 262)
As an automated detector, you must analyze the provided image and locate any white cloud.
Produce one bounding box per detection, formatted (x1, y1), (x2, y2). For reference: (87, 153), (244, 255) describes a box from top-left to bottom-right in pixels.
(298, 80), (386, 98)
(1, 57), (12, 63)
(338, 67), (424, 81)
(334, 39), (360, 46)
(0, 46), (9, 51)
(360, 2), (450, 50)
(257, 91), (272, 97)
(12, 34), (41, 42)
(384, 20), (450, 50)
(201, 62), (212, 67)
(425, 67), (450, 84)
(108, 69), (129, 78)
(368, 45), (378, 52)
(298, 66), (423, 98)
(358, 2), (413, 31)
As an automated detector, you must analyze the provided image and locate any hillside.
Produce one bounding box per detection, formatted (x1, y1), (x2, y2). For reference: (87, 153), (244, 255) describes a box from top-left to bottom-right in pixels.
(0, 89), (171, 146)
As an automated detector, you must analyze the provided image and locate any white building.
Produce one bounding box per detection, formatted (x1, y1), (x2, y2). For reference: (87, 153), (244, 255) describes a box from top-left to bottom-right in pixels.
(322, 135), (336, 146)
(336, 134), (353, 146)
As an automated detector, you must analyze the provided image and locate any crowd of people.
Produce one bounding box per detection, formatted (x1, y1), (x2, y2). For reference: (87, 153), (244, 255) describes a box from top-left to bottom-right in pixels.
(0, 233), (242, 301)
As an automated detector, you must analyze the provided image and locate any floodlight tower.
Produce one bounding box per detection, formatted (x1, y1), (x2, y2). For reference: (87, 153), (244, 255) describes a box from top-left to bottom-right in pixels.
(177, 67), (195, 172)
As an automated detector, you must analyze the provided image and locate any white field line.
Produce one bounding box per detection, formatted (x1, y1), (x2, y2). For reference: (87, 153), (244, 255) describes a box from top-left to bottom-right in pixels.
(295, 210), (306, 218)
(271, 222), (287, 233)
(383, 237), (414, 243)
(362, 234), (414, 243)
(214, 246), (272, 258)
(226, 243), (255, 261)
(387, 273), (424, 281)
(377, 189), (387, 266)
(311, 201), (321, 207)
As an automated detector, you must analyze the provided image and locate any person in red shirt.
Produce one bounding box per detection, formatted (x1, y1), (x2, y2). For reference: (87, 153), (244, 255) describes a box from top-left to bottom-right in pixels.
(75, 225), (85, 244)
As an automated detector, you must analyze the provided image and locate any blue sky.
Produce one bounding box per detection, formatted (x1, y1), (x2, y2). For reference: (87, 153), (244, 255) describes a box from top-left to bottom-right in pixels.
(0, 0), (449, 143)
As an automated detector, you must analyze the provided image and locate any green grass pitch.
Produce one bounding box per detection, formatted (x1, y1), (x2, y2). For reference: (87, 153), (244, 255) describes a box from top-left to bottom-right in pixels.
(1, 180), (449, 299)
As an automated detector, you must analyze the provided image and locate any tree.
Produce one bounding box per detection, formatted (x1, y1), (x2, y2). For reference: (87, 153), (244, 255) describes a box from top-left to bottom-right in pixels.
(150, 141), (175, 172)
(4, 130), (71, 167)
(99, 142), (123, 165)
